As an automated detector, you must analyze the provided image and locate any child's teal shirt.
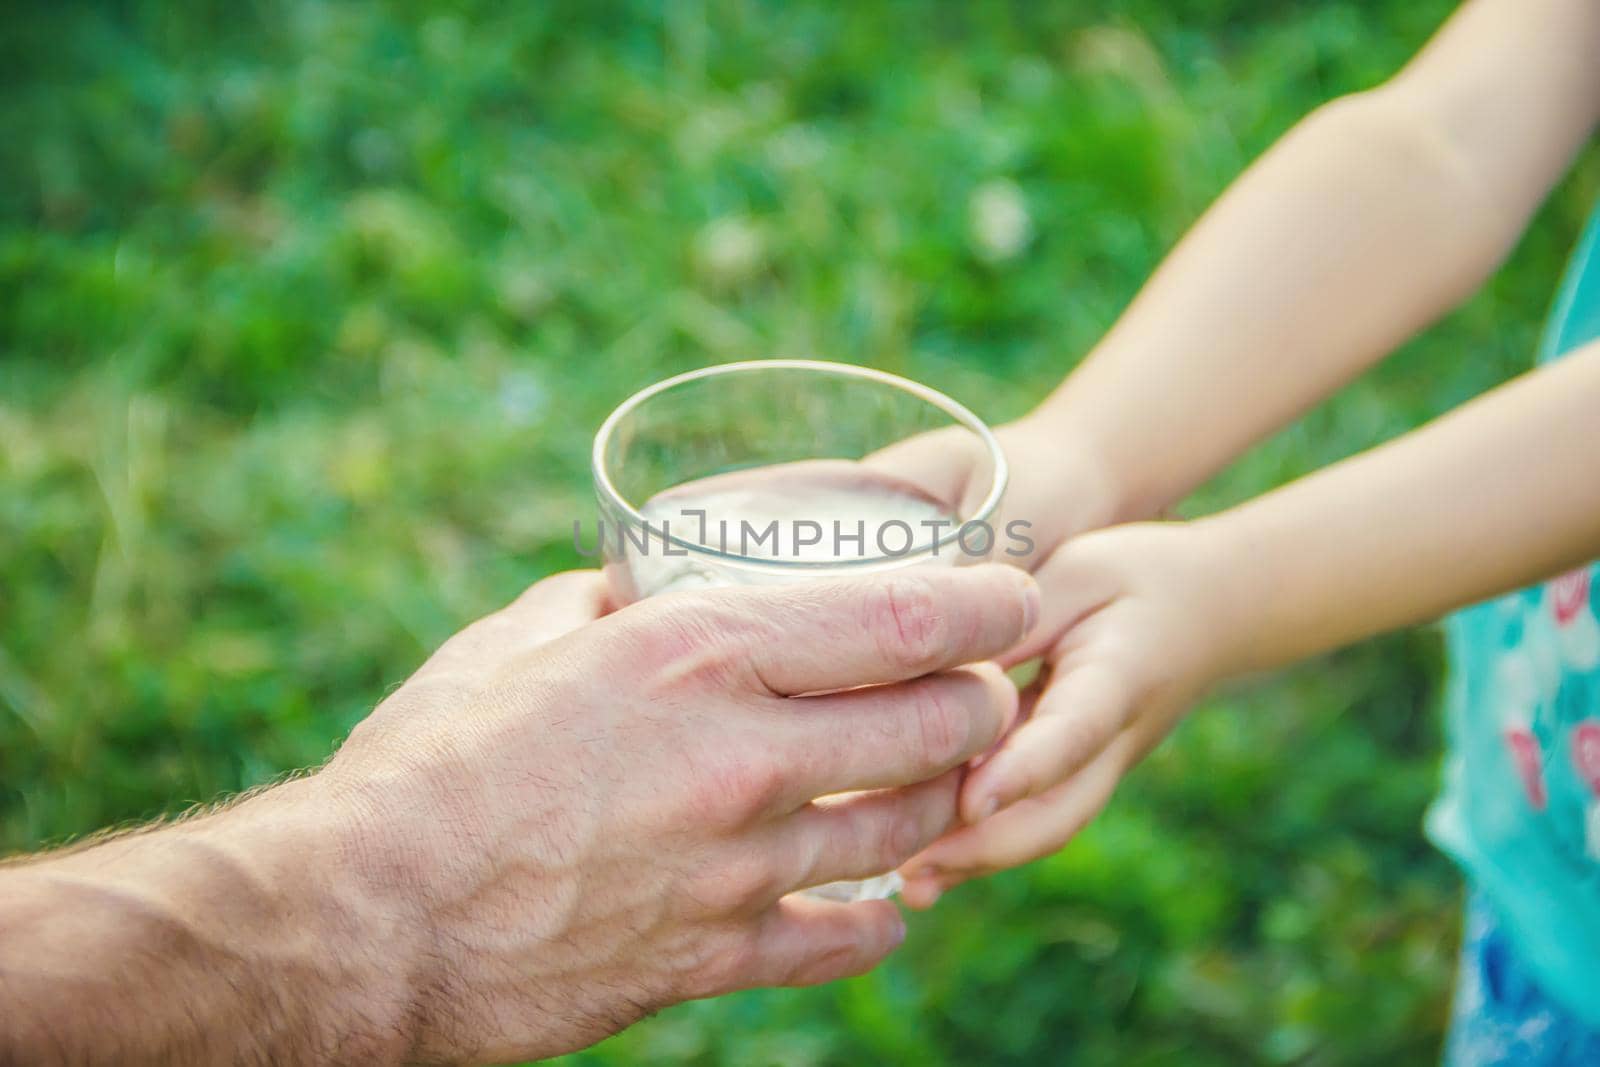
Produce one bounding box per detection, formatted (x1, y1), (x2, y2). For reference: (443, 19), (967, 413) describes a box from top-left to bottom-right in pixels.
(1427, 202), (1600, 1027)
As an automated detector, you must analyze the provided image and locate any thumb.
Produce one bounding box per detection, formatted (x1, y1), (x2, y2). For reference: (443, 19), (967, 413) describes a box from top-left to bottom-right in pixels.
(417, 570), (610, 680)
(959, 661), (1129, 823)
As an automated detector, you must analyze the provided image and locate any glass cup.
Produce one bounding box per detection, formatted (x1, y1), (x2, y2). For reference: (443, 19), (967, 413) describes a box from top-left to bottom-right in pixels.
(590, 359), (1008, 902)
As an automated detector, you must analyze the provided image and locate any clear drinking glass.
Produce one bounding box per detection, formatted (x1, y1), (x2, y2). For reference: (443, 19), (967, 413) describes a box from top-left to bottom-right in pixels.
(591, 359), (1007, 902)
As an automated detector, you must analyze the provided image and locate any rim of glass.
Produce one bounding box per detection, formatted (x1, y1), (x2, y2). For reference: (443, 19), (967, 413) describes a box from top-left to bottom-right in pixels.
(591, 359), (1009, 570)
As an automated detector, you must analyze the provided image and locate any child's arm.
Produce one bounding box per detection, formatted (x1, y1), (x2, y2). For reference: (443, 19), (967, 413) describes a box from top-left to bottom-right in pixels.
(1027, 0), (1600, 525)
(1206, 340), (1600, 674)
(893, 0), (1600, 898)
(901, 337), (1600, 900)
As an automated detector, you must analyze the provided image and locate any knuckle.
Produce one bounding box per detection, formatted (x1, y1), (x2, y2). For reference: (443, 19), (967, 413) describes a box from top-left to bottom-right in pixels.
(872, 576), (951, 675)
(684, 744), (785, 826)
(697, 852), (779, 915)
(874, 807), (929, 869)
(908, 682), (968, 770)
(967, 669), (1013, 746)
(675, 925), (757, 999)
(631, 596), (725, 662)
(628, 596), (758, 692)
(716, 929), (764, 993)
(784, 936), (866, 987)
(1055, 713), (1101, 767)
(1103, 676), (1136, 731)
(1008, 757), (1045, 803)
(706, 929), (763, 997)
(731, 750), (788, 816)
(1036, 713), (1112, 790)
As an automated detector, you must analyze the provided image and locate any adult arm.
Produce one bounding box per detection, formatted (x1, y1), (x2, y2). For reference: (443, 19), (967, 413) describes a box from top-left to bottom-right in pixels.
(0, 779), (409, 1064)
(1, 565), (1038, 1065)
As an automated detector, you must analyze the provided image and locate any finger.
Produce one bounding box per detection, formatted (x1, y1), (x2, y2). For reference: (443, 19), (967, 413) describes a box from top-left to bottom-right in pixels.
(766, 662), (1018, 807)
(994, 545), (1118, 668)
(898, 732), (1137, 906)
(761, 769), (963, 894)
(745, 895), (907, 988)
(417, 570), (609, 679)
(860, 424), (982, 514)
(725, 563), (1039, 696)
(501, 570), (612, 634)
(969, 668), (1046, 770)
(958, 662), (1129, 822)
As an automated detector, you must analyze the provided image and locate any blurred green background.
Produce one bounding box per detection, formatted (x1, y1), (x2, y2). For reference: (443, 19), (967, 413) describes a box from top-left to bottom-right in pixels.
(4, 1), (1598, 1063)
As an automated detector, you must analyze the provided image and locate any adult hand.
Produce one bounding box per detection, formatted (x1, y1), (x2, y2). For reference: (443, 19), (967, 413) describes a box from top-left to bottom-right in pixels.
(321, 562), (1039, 1063)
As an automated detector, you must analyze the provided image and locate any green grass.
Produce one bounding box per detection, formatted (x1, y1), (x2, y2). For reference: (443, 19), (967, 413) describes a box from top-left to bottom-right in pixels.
(4, 1), (1598, 1063)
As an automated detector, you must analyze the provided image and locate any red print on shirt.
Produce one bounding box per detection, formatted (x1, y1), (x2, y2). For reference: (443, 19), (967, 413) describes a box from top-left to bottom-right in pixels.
(1572, 721), (1600, 797)
(1505, 725), (1548, 811)
(1551, 569), (1592, 627)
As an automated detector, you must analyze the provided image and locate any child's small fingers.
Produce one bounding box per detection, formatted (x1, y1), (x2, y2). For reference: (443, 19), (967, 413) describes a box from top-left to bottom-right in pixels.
(959, 664), (1128, 823)
(898, 877), (945, 910)
(903, 735), (1134, 896)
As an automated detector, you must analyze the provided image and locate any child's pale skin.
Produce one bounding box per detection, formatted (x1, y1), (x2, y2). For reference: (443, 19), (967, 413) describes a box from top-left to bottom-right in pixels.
(898, 0), (1600, 905)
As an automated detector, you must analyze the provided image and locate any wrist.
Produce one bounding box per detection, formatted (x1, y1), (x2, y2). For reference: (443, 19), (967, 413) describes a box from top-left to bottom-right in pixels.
(1012, 396), (1159, 528)
(997, 409), (1131, 536)
(191, 776), (425, 1063)
(311, 744), (538, 1065)
(283, 772), (436, 1062)
(1183, 511), (1279, 679)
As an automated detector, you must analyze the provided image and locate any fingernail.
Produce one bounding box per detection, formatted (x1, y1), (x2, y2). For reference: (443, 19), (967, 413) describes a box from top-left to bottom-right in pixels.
(923, 886), (943, 907)
(1020, 579), (1040, 634)
(889, 912), (908, 947)
(979, 795), (1000, 820)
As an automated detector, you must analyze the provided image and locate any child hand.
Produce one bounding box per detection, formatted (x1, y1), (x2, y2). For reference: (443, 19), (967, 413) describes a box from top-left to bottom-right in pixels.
(898, 522), (1236, 905)
(864, 414), (1126, 571)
